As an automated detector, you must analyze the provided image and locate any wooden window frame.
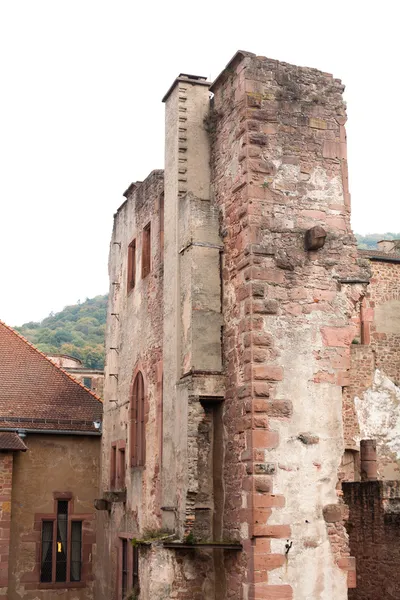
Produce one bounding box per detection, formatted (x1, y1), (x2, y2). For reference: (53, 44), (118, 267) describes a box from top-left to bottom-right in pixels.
(130, 372), (146, 468)
(34, 493), (93, 589)
(141, 223), (151, 279)
(127, 239), (136, 292)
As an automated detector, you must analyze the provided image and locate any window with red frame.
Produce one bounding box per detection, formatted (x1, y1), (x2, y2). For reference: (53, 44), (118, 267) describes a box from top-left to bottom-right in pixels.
(40, 499), (82, 584)
(131, 371), (145, 467)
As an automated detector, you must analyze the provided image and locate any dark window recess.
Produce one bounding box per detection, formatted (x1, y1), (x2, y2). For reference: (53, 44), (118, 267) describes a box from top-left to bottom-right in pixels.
(56, 500), (68, 582)
(40, 521), (54, 582)
(118, 447), (126, 489)
(111, 444), (117, 488)
(132, 545), (139, 590)
(131, 372), (145, 467)
(83, 377), (92, 389)
(122, 539), (128, 599)
(40, 499), (83, 585)
(142, 223), (151, 278)
(127, 239), (136, 291)
(70, 521), (82, 582)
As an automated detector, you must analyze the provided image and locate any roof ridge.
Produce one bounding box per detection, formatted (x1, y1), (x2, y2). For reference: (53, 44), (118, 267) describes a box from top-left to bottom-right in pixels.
(0, 320), (103, 405)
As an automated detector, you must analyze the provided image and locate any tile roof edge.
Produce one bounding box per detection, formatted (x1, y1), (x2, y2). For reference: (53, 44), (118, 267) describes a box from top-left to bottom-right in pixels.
(0, 320), (103, 405)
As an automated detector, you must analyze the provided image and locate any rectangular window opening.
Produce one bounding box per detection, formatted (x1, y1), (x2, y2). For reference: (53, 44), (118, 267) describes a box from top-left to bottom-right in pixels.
(55, 500), (68, 583)
(118, 447), (126, 490)
(70, 521), (82, 582)
(83, 377), (92, 389)
(132, 545), (139, 591)
(40, 520), (54, 583)
(122, 539), (128, 599)
(39, 497), (83, 586)
(127, 239), (136, 292)
(142, 223), (151, 278)
(111, 443), (117, 489)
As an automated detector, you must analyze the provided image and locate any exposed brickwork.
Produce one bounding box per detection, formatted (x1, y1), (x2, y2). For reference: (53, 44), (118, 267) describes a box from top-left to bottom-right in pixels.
(342, 346), (374, 449)
(343, 257), (400, 478)
(343, 481), (400, 599)
(0, 453), (13, 594)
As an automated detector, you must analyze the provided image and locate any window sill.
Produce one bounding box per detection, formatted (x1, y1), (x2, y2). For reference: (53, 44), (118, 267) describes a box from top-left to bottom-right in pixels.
(39, 582), (86, 589)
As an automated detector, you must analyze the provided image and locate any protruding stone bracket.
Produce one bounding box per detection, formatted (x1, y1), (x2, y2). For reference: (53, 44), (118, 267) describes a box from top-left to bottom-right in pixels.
(305, 226), (327, 251)
(102, 490), (127, 504)
(94, 498), (111, 511)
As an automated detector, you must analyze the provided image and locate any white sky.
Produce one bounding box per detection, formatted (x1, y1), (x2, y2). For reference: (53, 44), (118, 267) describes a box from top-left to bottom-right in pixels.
(1, 0), (399, 326)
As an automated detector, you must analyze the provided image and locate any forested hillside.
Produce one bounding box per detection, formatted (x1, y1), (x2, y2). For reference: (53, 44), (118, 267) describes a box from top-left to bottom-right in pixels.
(355, 233), (400, 249)
(16, 295), (107, 369)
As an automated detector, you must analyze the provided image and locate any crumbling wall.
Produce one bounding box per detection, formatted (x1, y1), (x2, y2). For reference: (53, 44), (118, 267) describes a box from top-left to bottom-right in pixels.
(344, 259), (400, 480)
(210, 51), (368, 600)
(343, 480), (400, 600)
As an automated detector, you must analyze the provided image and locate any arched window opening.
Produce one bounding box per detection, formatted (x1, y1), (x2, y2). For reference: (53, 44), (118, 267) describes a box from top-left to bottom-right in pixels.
(131, 371), (145, 467)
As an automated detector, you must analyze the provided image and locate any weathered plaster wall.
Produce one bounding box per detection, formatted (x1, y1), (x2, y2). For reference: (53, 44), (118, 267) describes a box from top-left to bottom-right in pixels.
(210, 51), (367, 600)
(97, 171), (165, 599)
(162, 75), (224, 600)
(343, 480), (400, 600)
(8, 434), (99, 600)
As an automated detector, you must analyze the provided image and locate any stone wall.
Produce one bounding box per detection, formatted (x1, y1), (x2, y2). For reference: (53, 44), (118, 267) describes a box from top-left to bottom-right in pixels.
(210, 51), (368, 600)
(344, 258), (400, 480)
(343, 480), (400, 600)
(8, 434), (99, 600)
(97, 170), (165, 599)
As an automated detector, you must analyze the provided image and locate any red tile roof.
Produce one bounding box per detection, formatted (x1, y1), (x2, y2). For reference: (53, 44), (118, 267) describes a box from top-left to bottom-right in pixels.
(0, 321), (102, 434)
(0, 431), (27, 451)
(358, 249), (400, 263)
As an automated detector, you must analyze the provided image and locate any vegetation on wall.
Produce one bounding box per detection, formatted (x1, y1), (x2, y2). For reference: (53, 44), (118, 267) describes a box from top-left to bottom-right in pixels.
(16, 295), (107, 369)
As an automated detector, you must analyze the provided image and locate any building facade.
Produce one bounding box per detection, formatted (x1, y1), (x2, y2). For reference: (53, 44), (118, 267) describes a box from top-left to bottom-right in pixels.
(0, 321), (103, 600)
(47, 354), (104, 398)
(96, 50), (399, 600)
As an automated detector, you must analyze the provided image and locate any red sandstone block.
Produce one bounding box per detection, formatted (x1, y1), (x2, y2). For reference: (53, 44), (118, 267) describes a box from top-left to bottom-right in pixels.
(253, 524), (291, 538)
(347, 571), (357, 588)
(337, 556), (356, 570)
(265, 400), (292, 418)
(253, 493), (285, 508)
(254, 554), (286, 571)
(336, 370), (350, 386)
(253, 383), (271, 397)
(253, 508), (272, 525)
(253, 365), (283, 381)
(254, 570), (269, 583)
(253, 333), (273, 347)
(254, 415), (269, 429)
(252, 430), (279, 449)
(321, 326), (353, 347)
(251, 267), (285, 284)
(254, 537), (271, 552)
(251, 583), (293, 599)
